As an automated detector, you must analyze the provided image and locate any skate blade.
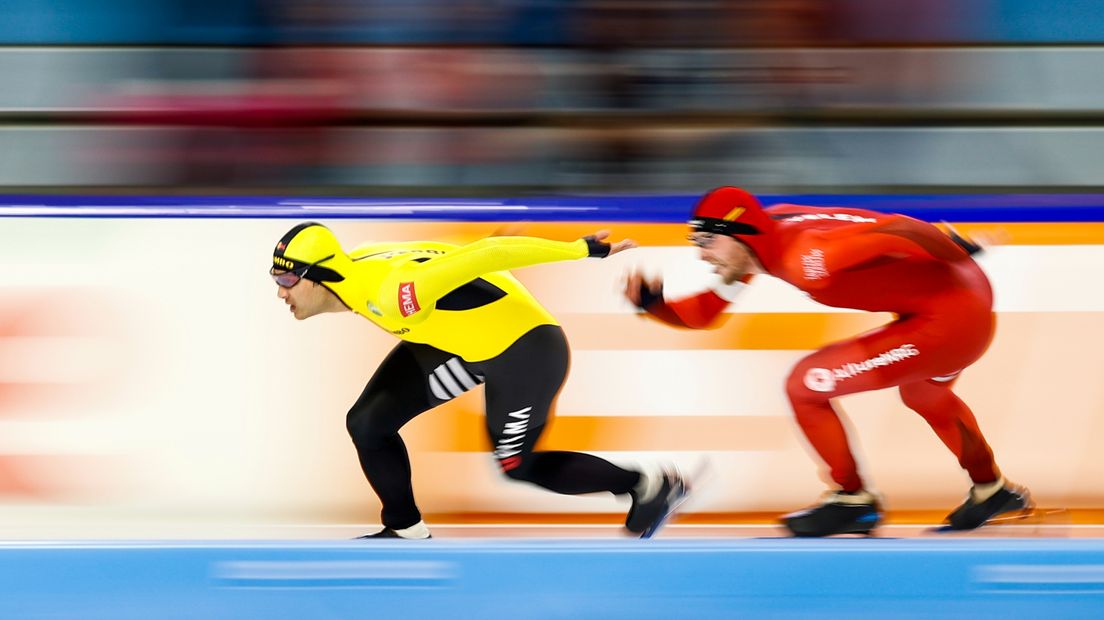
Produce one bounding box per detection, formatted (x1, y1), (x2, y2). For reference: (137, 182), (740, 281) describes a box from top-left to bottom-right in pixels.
(678, 456), (713, 496)
(643, 457), (711, 536)
(926, 508), (1070, 537)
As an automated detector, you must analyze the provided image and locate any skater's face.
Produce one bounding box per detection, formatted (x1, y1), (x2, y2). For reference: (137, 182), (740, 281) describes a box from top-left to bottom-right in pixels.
(691, 233), (756, 284)
(274, 272), (335, 320)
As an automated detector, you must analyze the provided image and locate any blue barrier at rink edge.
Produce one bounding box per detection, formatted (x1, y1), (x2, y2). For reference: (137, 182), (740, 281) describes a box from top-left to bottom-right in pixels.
(2, 193), (1104, 222)
(2, 539), (1104, 619)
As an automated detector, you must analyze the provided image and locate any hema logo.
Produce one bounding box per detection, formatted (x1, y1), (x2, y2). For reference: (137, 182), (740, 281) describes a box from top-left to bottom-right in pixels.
(398, 282), (421, 317)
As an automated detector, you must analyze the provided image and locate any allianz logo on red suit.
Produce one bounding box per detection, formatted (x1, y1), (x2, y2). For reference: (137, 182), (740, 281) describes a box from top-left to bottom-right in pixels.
(803, 344), (920, 393)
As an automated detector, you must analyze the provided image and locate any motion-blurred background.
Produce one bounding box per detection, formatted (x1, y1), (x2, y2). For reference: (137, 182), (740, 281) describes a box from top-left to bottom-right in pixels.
(3, 0), (1104, 194)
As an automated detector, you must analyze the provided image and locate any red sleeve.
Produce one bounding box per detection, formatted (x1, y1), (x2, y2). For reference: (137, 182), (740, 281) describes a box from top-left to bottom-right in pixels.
(787, 217), (954, 289)
(643, 289), (731, 329)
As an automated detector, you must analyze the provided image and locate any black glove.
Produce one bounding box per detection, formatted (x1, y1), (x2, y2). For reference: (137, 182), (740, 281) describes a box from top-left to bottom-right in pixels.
(945, 224), (983, 256)
(583, 235), (611, 258)
(636, 280), (664, 310)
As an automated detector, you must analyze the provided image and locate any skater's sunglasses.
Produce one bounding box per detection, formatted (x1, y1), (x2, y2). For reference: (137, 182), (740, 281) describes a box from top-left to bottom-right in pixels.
(686, 232), (718, 248)
(270, 254), (336, 288)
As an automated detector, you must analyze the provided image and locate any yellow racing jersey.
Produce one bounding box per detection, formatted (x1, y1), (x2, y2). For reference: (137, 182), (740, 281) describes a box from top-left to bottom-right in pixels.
(324, 236), (590, 361)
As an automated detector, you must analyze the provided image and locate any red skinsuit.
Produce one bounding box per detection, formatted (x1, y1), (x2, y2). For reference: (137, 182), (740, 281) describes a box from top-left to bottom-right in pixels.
(649, 194), (1000, 493)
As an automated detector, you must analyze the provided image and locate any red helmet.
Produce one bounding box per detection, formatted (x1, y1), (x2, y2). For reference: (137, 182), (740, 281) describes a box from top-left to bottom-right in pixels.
(688, 186), (781, 264)
(688, 186), (771, 237)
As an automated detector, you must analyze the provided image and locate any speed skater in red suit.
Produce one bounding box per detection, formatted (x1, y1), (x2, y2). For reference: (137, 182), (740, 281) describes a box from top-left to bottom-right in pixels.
(624, 186), (1031, 537)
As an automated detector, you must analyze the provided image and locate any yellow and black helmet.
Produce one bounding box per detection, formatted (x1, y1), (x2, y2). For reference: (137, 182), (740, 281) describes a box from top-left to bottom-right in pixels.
(272, 222), (346, 283)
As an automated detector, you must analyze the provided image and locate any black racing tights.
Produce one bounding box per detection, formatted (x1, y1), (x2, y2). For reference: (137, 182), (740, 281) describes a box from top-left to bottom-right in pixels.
(345, 325), (641, 530)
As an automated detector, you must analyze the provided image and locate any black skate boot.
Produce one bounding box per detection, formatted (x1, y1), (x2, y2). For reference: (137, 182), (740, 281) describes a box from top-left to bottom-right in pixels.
(626, 468), (689, 539)
(944, 481), (1032, 531)
(783, 490), (882, 537)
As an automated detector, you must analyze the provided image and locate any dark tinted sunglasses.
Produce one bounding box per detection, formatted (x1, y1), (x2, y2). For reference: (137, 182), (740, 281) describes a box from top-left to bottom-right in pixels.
(270, 254), (335, 288)
(686, 232), (717, 248)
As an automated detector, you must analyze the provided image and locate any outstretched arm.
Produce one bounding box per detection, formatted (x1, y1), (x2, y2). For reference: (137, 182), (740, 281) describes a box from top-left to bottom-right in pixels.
(624, 270), (742, 329)
(382, 231), (635, 321)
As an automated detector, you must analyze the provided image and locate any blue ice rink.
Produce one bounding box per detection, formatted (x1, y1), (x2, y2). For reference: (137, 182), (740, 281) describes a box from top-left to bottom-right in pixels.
(3, 538), (1104, 619)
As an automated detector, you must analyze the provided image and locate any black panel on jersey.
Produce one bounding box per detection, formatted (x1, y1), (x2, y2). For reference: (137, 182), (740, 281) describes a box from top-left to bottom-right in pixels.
(405, 257), (507, 310)
(435, 278), (508, 310)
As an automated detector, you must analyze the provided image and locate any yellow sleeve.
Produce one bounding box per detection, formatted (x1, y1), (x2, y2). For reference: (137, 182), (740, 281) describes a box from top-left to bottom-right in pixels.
(378, 236), (589, 323)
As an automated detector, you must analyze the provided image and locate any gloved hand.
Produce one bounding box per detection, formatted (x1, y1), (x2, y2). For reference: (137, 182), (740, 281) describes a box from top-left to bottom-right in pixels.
(623, 270), (664, 310)
(582, 230), (637, 258)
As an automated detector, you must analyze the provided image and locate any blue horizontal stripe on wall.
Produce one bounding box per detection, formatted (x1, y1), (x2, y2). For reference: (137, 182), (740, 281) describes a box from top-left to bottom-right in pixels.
(1, 194), (1104, 223)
